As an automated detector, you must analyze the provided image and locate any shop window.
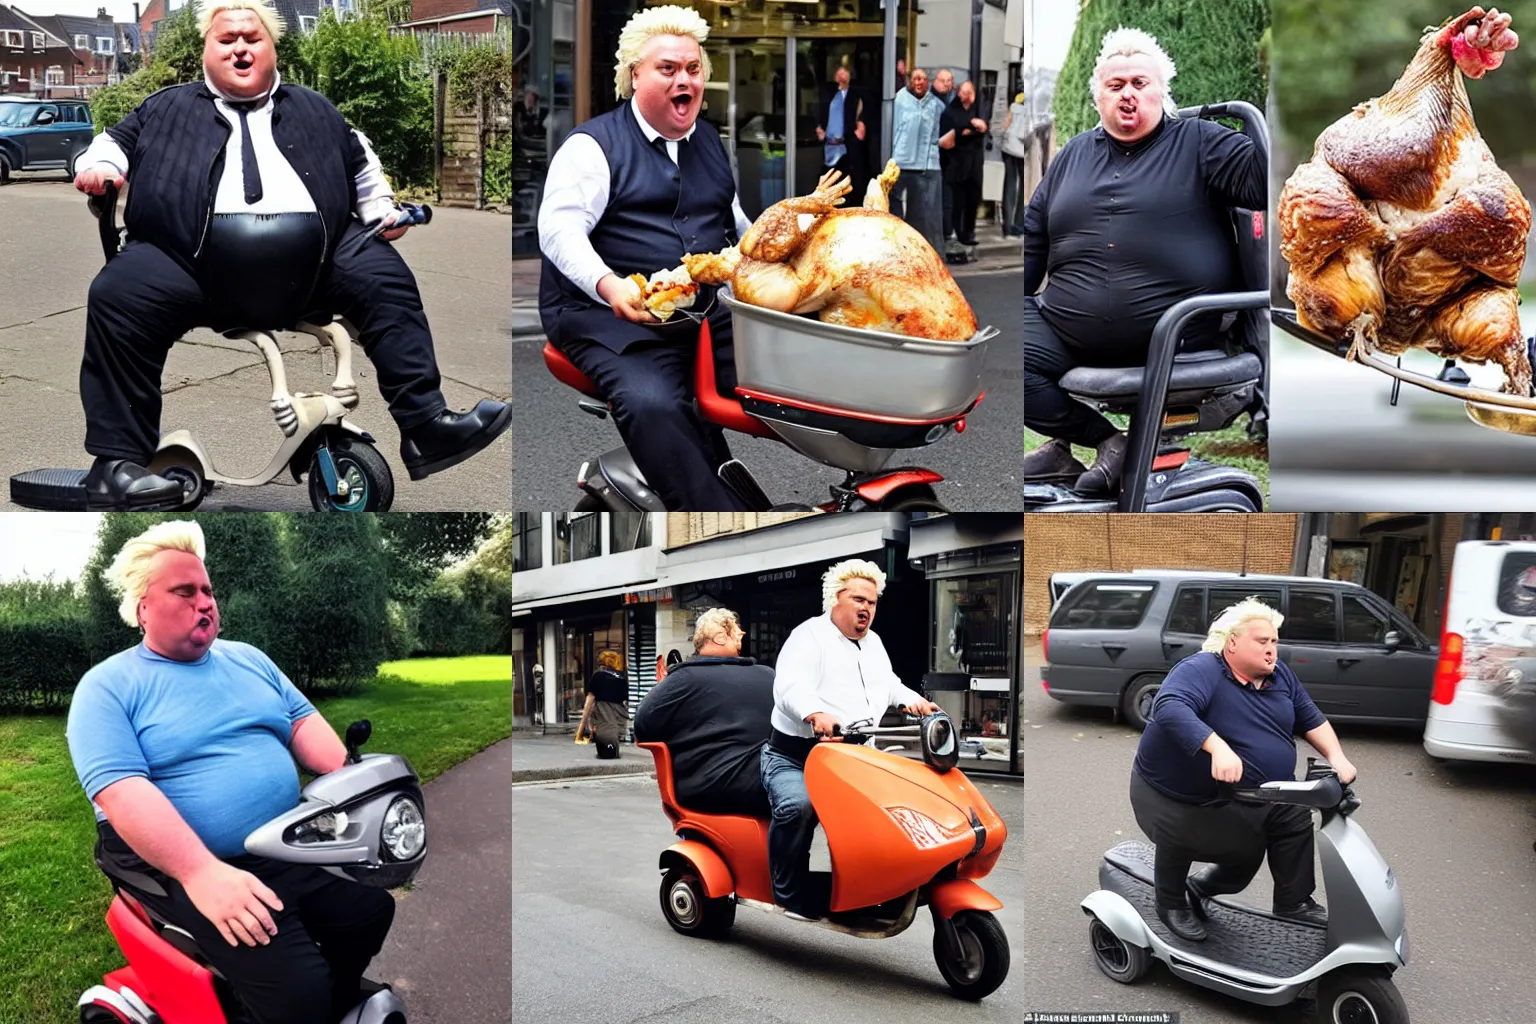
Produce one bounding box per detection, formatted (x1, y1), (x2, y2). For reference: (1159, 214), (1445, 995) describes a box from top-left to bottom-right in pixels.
(513, 512), (543, 571)
(611, 510), (650, 553)
(554, 511), (600, 564)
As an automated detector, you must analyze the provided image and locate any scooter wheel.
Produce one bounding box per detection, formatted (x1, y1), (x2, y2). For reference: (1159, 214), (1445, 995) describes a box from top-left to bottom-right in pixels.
(879, 485), (948, 512)
(659, 866), (735, 938)
(1316, 966), (1410, 1024)
(933, 909), (1010, 1000)
(308, 435), (395, 512)
(1088, 917), (1151, 984)
(80, 1004), (134, 1024)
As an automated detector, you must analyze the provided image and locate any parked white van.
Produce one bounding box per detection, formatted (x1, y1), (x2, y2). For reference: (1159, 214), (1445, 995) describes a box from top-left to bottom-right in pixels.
(1424, 540), (1536, 763)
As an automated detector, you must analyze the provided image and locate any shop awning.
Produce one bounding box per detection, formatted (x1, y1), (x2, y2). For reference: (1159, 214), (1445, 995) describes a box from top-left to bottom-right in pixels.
(656, 513), (908, 590)
(512, 579), (657, 613)
(907, 513), (1023, 562)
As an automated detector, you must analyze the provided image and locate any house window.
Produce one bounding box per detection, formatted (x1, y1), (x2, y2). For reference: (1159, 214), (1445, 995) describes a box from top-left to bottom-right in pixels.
(513, 512), (543, 572)
(74, 34), (89, 50)
(45, 66), (63, 85)
(299, 15), (317, 32)
(554, 513), (601, 564)
(2, 30), (23, 48)
(96, 37), (114, 54)
(31, 32), (44, 49)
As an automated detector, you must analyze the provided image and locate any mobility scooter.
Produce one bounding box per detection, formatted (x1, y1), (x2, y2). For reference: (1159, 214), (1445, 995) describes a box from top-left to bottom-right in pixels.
(639, 712), (1011, 1000)
(544, 292), (998, 512)
(1082, 760), (1410, 1023)
(9, 185), (430, 512)
(77, 721), (427, 1024)
(1025, 101), (1271, 513)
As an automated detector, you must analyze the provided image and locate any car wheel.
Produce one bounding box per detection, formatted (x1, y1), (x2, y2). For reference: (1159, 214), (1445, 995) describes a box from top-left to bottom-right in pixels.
(1120, 675), (1165, 731)
(0, 154), (11, 185)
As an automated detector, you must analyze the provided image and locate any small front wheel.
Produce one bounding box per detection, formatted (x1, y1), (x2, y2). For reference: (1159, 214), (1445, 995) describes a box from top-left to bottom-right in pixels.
(1089, 916), (1151, 984)
(1316, 966), (1410, 1024)
(933, 909), (1010, 1000)
(308, 434), (394, 511)
(659, 866), (735, 938)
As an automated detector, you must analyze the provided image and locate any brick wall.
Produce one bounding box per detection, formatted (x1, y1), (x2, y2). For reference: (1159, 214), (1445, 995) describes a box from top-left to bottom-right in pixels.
(664, 512), (820, 547)
(1023, 513), (1299, 635)
(410, 0), (480, 22)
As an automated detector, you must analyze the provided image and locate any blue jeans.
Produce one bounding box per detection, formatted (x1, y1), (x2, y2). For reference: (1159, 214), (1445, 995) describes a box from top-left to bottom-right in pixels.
(759, 743), (819, 911)
(890, 168), (944, 257)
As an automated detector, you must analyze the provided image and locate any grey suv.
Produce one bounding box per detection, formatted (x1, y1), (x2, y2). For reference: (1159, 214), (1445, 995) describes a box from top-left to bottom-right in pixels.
(0, 99), (94, 183)
(1042, 571), (1437, 729)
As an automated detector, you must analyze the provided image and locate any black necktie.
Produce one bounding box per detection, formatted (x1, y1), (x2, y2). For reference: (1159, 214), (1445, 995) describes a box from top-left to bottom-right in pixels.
(235, 104), (262, 205)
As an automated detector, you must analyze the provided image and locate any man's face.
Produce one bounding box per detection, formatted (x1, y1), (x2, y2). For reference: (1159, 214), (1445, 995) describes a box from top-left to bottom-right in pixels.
(1096, 53), (1165, 142)
(958, 81), (976, 106)
(139, 550), (220, 662)
(835, 67), (850, 89)
(204, 10), (276, 100)
(896, 58), (906, 76)
(830, 577), (879, 641)
(934, 69), (954, 96)
(632, 34), (704, 139)
(909, 69), (929, 98)
(1226, 619), (1278, 681)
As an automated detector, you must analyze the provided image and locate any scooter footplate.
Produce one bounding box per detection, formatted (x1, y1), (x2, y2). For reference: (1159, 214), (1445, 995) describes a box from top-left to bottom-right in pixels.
(1102, 841), (1326, 978)
(10, 468), (88, 510)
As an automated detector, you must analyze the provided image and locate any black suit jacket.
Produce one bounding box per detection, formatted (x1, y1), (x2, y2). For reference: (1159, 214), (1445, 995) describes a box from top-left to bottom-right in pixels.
(815, 84), (870, 176)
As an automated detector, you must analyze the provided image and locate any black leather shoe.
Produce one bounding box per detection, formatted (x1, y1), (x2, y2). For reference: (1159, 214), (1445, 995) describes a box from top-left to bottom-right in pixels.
(1156, 904), (1207, 942)
(399, 400), (511, 481)
(1023, 437), (1088, 480)
(83, 458), (185, 511)
(1273, 897), (1328, 926)
(1074, 432), (1129, 495)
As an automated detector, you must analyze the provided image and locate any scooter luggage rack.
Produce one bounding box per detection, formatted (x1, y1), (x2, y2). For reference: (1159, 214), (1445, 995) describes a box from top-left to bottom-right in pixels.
(1272, 305), (1536, 436)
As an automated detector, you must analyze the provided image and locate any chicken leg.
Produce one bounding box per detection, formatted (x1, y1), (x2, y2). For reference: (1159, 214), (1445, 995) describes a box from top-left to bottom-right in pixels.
(1279, 159), (1389, 345)
(1420, 283), (1530, 395)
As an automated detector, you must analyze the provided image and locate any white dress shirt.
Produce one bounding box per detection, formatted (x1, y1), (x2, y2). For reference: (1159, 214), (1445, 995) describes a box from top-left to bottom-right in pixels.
(538, 97), (754, 305)
(771, 611), (928, 738)
(79, 71), (398, 226)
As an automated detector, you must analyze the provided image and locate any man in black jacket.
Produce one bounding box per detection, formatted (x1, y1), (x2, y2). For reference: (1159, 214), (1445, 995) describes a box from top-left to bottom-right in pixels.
(70, 0), (509, 509)
(634, 608), (774, 816)
(815, 65), (869, 206)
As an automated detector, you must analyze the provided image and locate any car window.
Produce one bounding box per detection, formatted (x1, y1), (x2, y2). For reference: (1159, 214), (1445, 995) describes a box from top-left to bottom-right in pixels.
(1051, 581), (1156, 630)
(1166, 586), (1207, 635)
(1207, 586), (1283, 620)
(1341, 594), (1389, 644)
(1497, 552), (1536, 618)
(1283, 590), (1338, 643)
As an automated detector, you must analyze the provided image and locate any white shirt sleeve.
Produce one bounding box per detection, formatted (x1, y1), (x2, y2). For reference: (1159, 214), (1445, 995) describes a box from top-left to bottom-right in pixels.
(81, 132), (129, 177)
(733, 196), (753, 239)
(537, 132), (618, 305)
(773, 625), (829, 726)
(350, 129), (398, 226)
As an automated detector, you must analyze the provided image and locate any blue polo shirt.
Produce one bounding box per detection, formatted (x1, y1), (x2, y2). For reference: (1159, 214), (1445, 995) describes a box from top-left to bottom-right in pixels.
(1133, 651), (1326, 805)
(66, 639), (316, 858)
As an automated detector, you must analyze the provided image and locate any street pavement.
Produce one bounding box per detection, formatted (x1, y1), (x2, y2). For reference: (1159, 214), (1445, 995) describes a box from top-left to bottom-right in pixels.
(1022, 645), (1536, 1023)
(511, 242), (1022, 511)
(371, 738), (511, 1024)
(0, 178), (511, 511)
(512, 728), (656, 782)
(512, 767), (1024, 1022)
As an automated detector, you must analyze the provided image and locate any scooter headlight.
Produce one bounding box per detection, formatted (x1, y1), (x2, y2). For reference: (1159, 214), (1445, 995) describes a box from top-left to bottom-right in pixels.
(921, 713), (959, 773)
(381, 796), (426, 862)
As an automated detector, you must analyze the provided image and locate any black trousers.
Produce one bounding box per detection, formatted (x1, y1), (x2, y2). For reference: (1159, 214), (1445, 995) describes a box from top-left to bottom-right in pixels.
(557, 308), (749, 511)
(1023, 296), (1122, 447)
(951, 175), (981, 245)
(1130, 772), (1316, 911)
(941, 175), (955, 242)
(81, 225), (446, 464)
(120, 856), (395, 1024)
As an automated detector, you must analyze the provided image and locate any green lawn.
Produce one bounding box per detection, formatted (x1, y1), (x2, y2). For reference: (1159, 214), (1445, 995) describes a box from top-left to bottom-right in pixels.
(0, 655), (510, 1024)
(1026, 414), (1270, 505)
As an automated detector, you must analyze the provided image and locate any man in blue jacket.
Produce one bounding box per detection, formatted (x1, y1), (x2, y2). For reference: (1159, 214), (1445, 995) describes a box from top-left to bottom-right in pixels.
(1130, 598), (1359, 942)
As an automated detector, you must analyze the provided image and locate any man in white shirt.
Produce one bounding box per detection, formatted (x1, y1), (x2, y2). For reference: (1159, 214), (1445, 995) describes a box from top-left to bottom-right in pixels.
(537, 4), (753, 511)
(762, 558), (942, 919)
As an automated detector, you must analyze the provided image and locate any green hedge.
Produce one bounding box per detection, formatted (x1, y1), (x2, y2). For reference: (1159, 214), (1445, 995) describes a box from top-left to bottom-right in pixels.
(0, 581), (92, 711)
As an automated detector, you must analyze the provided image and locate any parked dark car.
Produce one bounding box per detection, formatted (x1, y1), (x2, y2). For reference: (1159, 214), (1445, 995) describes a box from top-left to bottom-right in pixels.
(1042, 571), (1438, 729)
(0, 99), (94, 183)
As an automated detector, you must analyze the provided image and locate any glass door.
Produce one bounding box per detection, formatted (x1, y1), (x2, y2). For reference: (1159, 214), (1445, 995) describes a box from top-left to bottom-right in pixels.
(931, 571), (1018, 769)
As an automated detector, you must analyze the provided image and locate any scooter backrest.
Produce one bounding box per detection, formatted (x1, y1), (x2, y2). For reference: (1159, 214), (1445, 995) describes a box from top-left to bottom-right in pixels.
(638, 742), (683, 822)
(106, 892), (228, 1021)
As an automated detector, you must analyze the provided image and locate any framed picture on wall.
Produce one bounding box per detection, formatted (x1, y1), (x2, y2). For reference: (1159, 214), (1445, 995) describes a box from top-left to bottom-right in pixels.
(1329, 542), (1371, 587)
(1395, 554), (1430, 621)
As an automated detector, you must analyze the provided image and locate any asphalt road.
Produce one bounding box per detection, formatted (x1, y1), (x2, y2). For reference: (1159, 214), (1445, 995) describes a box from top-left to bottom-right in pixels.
(511, 768), (1025, 1022)
(0, 177), (511, 511)
(512, 262), (1023, 511)
(1022, 648), (1536, 1023)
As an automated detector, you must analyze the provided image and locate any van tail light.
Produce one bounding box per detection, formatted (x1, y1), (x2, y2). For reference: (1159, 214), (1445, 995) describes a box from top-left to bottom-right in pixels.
(1432, 632), (1464, 705)
(1042, 628), (1049, 661)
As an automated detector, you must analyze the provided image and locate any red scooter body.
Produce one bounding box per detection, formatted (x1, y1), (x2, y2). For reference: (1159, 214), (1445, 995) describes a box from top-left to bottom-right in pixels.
(80, 892), (230, 1023)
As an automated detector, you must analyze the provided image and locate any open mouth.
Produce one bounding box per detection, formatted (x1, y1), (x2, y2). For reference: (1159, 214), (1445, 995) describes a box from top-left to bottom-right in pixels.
(670, 93), (694, 115)
(233, 58), (252, 71)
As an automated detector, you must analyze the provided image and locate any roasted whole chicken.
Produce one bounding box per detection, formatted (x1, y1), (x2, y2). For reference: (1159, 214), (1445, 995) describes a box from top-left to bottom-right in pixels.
(683, 160), (979, 341)
(1278, 6), (1532, 394)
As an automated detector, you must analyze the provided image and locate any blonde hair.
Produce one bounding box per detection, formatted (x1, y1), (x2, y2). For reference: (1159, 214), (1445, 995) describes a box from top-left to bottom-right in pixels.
(198, 0), (285, 41)
(1091, 26), (1179, 118)
(614, 4), (711, 100)
(1201, 598), (1284, 654)
(598, 649), (624, 672)
(692, 608), (742, 652)
(106, 521), (207, 628)
(821, 558), (887, 613)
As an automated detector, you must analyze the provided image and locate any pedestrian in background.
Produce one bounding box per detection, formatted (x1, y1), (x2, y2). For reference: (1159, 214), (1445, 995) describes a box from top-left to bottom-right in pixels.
(576, 649), (628, 759)
(1000, 91), (1029, 237)
(931, 68), (958, 253)
(816, 64), (871, 206)
(889, 67), (946, 254)
(940, 79), (990, 249)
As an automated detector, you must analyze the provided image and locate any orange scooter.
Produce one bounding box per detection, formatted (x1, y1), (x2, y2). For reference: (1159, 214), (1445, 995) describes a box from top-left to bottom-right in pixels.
(639, 713), (1010, 1000)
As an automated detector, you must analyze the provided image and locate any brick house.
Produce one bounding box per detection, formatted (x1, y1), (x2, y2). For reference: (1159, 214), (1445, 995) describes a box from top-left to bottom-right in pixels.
(140, 0), (325, 54)
(22, 10), (121, 87)
(0, 4), (79, 94)
(398, 0), (510, 36)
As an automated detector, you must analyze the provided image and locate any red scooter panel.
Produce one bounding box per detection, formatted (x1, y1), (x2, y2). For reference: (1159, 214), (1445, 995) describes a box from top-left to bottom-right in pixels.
(106, 893), (228, 1023)
(641, 742), (774, 904)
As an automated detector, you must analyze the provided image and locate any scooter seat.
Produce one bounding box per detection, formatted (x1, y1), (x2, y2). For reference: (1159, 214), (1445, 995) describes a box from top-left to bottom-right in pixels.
(543, 340), (601, 397)
(1062, 351), (1262, 401)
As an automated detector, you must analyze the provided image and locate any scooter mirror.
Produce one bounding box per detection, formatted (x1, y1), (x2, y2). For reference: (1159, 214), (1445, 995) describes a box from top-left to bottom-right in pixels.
(920, 713), (959, 773)
(345, 720), (372, 764)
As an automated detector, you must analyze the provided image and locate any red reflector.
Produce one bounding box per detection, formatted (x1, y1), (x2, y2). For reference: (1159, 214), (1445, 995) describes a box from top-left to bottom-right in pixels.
(1152, 450), (1191, 471)
(1042, 627), (1049, 661)
(1431, 632), (1464, 705)
(956, 418), (966, 434)
(1251, 211), (1264, 239)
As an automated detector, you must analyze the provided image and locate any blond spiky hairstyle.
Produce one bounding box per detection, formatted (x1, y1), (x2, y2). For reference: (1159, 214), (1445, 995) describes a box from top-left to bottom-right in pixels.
(613, 4), (712, 101)
(1090, 26), (1179, 118)
(821, 558), (887, 613)
(692, 608), (742, 652)
(106, 521), (208, 628)
(197, 0), (285, 41)
(1201, 598), (1284, 654)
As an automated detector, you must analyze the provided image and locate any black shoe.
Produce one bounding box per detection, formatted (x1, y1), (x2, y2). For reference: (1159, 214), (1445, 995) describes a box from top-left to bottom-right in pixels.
(1156, 904), (1207, 942)
(83, 457), (185, 511)
(1074, 433), (1128, 494)
(399, 399), (511, 481)
(1023, 437), (1088, 480)
(1185, 872), (1215, 920)
(1273, 897), (1328, 926)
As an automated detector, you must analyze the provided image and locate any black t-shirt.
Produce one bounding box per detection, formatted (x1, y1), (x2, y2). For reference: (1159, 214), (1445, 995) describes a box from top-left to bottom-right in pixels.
(1023, 116), (1265, 354)
(585, 668), (628, 706)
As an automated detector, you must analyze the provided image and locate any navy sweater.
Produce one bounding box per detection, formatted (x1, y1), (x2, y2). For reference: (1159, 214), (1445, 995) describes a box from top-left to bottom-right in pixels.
(1134, 651), (1326, 805)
